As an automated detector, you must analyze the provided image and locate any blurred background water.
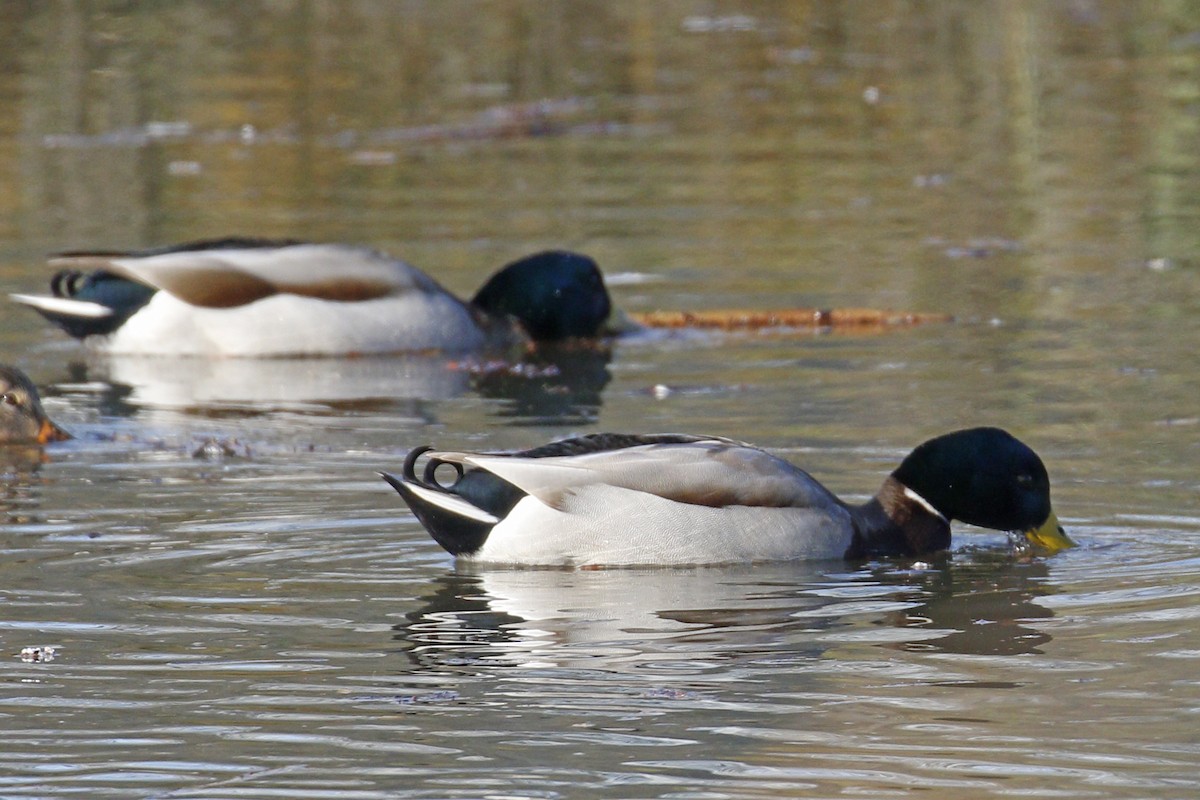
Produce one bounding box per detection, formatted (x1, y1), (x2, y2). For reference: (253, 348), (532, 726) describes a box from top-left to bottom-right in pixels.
(1, 2), (1198, 798)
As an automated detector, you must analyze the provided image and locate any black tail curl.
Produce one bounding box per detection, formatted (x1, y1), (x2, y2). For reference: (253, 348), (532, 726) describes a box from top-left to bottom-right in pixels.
(384, 446), (528, 557)
(51, 270), (87, 298)
(402, 445), (465, 493)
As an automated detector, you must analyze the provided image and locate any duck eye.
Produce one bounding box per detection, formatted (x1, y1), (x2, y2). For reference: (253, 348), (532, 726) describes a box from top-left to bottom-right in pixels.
(1015, 473), (1035, 489)
(1, 392), (20, 407)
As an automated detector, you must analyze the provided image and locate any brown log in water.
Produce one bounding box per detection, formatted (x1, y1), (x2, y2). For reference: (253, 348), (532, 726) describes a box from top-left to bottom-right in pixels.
(629, 308), (953, 332)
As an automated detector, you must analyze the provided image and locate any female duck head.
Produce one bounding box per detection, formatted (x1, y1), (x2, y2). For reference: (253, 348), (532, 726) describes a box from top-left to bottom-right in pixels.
(471, 250), (613, 341)
(891, 427), (1071, 550)
(0, 366), (71, 445)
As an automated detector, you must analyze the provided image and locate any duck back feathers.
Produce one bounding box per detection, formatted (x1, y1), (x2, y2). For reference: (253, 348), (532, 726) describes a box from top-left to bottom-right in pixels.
(52, 238), (442, 309)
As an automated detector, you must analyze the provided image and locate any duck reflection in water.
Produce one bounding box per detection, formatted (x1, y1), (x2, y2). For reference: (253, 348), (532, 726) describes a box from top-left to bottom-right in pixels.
(870, 552), (1056, 656)
(465, 341), (612, 426)
(390, 554), (1060, 676)
(61, 341), (612, 427)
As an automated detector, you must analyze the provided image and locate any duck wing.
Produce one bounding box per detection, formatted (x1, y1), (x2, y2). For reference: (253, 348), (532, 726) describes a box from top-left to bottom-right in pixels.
(436, 434), (840, 511)
(49, 239), (439, 309)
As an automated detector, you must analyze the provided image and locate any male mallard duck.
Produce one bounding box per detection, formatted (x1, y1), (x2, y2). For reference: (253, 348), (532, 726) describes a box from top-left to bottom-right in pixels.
(0, 366), (71, 445)
(382, 427), (1074, 566)
(9, 238), (613, 357)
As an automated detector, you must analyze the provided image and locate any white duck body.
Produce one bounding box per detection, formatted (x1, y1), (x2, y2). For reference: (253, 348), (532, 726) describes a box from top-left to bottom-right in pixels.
(389, 435), (857, 567)
(478, 481), (855, 566)
(15, 242), (499, 357)
(105, 287), (487, 357)
(387, 428), (1076, 567)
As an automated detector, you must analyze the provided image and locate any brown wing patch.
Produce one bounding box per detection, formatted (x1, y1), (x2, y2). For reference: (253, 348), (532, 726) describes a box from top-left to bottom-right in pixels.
(671, 443), (832, 509)
(104, 264), (394, 307)
(653, 484), (763, 509)
(637, 443), (826, 510)
(147, 266), (277, 307)
(653, 479), (816, 510)
(273, 276), (395, 303)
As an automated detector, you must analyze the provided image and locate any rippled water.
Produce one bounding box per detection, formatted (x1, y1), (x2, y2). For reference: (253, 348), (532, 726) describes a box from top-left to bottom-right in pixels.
(2, 3), (1199, 799)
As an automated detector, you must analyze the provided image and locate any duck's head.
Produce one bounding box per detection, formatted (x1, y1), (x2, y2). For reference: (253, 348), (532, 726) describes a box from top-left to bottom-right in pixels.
(891, 427), (1073, 552)
(471, 250), (613, 342)
(0, 366), (71, 445)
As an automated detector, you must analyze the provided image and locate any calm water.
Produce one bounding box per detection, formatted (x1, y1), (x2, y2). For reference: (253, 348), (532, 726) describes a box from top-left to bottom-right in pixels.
(2, 3), (1199, 798)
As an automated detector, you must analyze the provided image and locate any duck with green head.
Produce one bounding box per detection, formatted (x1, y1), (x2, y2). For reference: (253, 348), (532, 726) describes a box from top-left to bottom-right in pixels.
(10, 239), (616, 357)
(383, 427), (1074, 567)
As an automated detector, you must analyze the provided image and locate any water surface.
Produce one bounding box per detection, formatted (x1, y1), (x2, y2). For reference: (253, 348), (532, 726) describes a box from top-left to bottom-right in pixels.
(2, 3), (1199, 798)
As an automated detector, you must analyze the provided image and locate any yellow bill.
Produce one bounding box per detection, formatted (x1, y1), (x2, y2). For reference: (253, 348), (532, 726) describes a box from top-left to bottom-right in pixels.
(1024, 510), (1075, 552)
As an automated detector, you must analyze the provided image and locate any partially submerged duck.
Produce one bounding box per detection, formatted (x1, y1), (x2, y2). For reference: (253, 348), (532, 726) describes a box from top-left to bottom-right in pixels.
(383, 427), (1074, 567)
(10, 239), (614, 357)
(0, 366), (70, 445)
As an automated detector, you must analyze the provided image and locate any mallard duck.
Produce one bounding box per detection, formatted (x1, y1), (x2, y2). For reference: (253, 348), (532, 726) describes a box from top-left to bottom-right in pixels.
(9, 238), (614, 357)
(382, 427), (1074, 566)
(0, 366), (71, 445)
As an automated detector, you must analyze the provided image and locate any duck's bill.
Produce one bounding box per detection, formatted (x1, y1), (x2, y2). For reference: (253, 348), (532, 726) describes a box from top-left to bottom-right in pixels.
(602, 308), (644, 336)
(37, 418), (71, 444)
(1023, 511), (1074, 552)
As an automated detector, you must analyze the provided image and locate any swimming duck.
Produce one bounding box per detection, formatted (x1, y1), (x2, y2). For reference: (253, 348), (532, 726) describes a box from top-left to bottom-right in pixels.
(0, 366), (71, 445)
(9, 238), (613, 357)
(382, 427), (1074, 566)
